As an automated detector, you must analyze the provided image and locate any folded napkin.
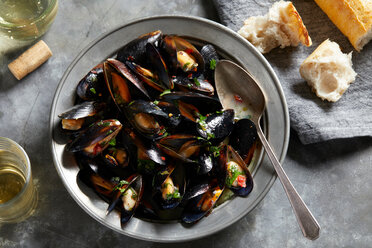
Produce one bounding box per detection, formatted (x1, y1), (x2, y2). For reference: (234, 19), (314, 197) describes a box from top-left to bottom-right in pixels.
(212, 0), (372, 144)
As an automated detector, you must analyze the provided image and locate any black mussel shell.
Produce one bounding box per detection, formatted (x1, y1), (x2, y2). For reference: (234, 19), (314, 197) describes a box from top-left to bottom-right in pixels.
(58, 101), (105, 120)
(58, 101), (106, 131)
(196, 152), (214, 175)
(181, 179), (223, 224)
(196, 109), (235, 142)
(172, 75), (214, 96)
(66, 119), (122, 157)
(77, 64), (106, 101)
(117, 30), (162, 65)
(125, 127), (168, 166)
(157, 134), (204, 162)
(160, 92), (222, 115)
(166, 35), (205, 76)
(229, 118), (258, 165)
(154, 164), (186, 210)
(200, 44), (219, 83)
(124, 100), (169, 140)
(219, 145), (253, 197)
(78, 168), (115, 199)
(107, 59), (150, 99)
(155, 101), (182, 127)
(146, 43), (173, 90)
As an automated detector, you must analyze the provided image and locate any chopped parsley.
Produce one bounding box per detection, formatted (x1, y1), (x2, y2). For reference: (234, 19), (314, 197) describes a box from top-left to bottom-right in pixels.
(209, 59), (217, 70)
(210, 145), (220, 157)
(183, 62), (191, 70)
(160, 170), (170, 176)
(97, 120), (111, 127)
(90, 87), (97, 94)
(160, 89), (171, 96)
(113, 179), (130, 192)
(193, 77), (201, 86)
(108, 137), (116, 146)
(166, 188), (181, 200)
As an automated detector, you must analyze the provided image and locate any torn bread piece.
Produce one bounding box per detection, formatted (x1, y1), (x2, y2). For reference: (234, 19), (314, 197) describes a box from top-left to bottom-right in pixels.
(300, 39), (357, 102)
(314, 0), (372, 51)
(238, 0), (312, 53)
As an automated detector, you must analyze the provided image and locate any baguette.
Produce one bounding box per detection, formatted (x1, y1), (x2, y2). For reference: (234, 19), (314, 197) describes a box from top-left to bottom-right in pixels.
(300, 39), (357, 102)
(238, 0), (312, 53)
(314, 0), (372, 51)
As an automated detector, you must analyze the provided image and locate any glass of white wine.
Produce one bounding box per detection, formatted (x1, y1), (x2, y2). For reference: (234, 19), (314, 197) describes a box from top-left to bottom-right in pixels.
(0, 0), (58, 40)
(0, 137), (37, 223)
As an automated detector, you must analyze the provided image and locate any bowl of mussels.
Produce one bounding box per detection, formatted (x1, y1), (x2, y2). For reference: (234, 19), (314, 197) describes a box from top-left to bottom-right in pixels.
(50, 16), (290, 242)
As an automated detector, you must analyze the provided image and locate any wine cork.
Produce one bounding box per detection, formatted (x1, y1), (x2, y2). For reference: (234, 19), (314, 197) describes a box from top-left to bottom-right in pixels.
(8, 40), (52, 80)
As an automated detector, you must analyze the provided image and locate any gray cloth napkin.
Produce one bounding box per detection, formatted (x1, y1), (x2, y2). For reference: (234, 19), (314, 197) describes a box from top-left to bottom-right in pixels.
(212, 0), (372, 144)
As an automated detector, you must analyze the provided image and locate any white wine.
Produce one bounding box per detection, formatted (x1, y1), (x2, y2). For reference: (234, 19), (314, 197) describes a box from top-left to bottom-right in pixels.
(0, 138), (37, 223)
(0, 0), (58, 40)
(0, 164), (26, 204)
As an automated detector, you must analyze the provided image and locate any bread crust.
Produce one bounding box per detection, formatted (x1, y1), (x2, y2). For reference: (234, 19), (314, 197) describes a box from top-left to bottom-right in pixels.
(314, 0), (372, 51)
(238, 1), (312, 53)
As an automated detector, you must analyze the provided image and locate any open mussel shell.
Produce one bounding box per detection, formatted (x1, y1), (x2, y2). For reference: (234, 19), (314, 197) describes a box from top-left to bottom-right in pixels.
(103, 60), (150, 111)
(157, 134), (204, 162)
(117, 30), (162, 65)
(107, 59), (150, 99)
(58, 101), (106, 130)
(153, 164), (186, 210)
(77, 167), (115, 199)
(196, 109), (235, 142)
(181, 179), (224, 224)
(77, 63), (106, 101)
(219, 145), (253, 197)
(120, 177), (144, 225)
(229, 118), (258, 166)
(146, 43), (173, 90)
(105, 174), (144, 226)
(160, 92), (222, 116)
(66, 119), (122, 157)
(162, 35), (205, 76)
(102, 147), (131, 169)
(172, 75), (214, 96)
(124, 100), (169, 140)
(124, 127), (168, 168)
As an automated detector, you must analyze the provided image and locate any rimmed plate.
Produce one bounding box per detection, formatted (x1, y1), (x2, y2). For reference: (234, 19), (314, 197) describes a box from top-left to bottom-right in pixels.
(49, 15), (289, 242)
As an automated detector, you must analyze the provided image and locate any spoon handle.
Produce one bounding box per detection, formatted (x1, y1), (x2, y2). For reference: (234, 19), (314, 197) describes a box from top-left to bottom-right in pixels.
(256, 126), (320, 240)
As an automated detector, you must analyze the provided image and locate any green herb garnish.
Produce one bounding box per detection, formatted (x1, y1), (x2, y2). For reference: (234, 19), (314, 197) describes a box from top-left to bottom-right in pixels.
(113, 179), (130, 191)
(108, 137), (116, 146)
(183, 62), (191, 70)
(209, 59), (217, 70)
(193, 77), (201, 86)
(160, 89), (171, 96)
(166, 188), (181, 200)
(90, 88), (97, 94)
(210, 145), (220, 157)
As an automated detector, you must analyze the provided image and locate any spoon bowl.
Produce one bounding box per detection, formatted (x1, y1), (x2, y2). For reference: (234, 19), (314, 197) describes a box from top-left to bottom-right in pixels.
(215, 60), (320, 240)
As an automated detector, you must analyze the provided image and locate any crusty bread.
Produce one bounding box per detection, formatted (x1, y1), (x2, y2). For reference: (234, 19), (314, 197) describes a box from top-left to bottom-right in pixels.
(300, 39), (357, 102)
(314, 0), (372, 51)
(238, 0), (312, 53)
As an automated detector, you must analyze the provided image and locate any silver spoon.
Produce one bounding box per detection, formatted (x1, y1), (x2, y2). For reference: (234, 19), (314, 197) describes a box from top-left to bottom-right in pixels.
(215, 60), (320, 240)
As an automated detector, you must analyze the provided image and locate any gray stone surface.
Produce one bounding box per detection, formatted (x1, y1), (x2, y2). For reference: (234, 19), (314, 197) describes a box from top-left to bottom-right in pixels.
(0, 1), (371, 247)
